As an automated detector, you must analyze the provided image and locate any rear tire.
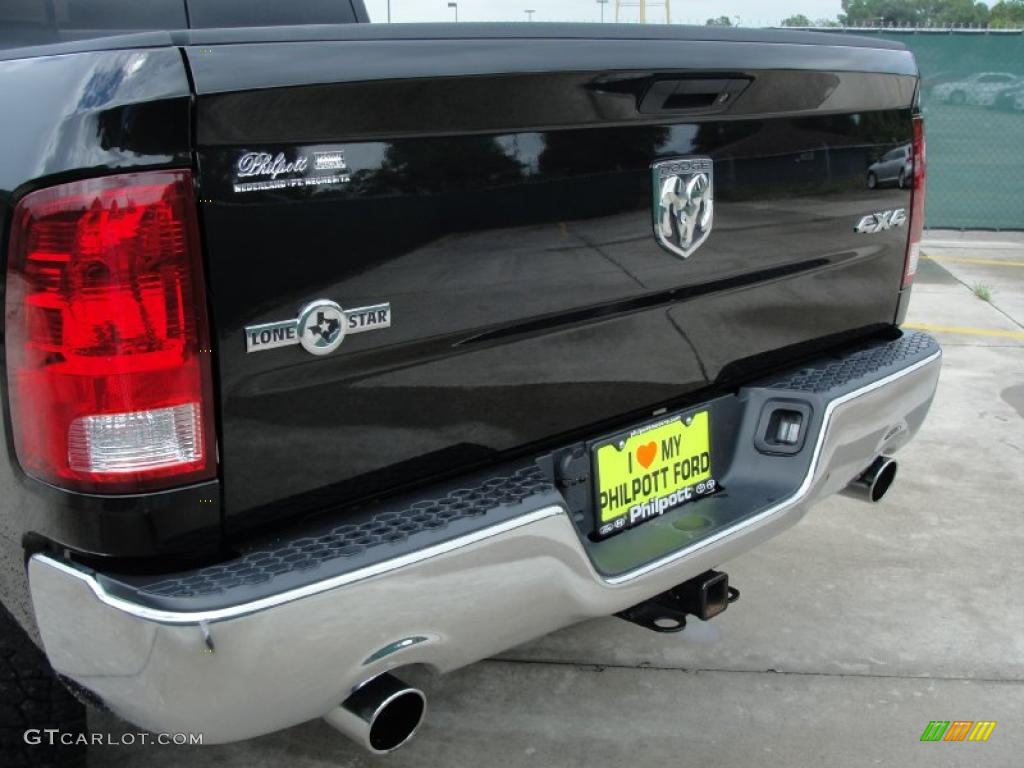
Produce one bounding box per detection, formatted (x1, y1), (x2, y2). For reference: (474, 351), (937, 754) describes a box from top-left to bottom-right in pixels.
(0, 604), (86, 768)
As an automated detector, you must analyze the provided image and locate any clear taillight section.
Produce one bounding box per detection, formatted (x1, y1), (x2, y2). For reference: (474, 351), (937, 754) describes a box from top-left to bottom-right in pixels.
(5, 170), (216, 493)
(904, 114), (927, 288)
(67, 404), (203, 475)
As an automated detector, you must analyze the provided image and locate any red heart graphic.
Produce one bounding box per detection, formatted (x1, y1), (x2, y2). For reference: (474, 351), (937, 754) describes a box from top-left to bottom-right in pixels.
(636, 442), (658, 469)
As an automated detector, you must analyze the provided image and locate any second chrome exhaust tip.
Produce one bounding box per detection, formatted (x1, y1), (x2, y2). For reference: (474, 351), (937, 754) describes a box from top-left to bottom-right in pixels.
(323, 672), (427, 754)
(842, 456), (898, 503)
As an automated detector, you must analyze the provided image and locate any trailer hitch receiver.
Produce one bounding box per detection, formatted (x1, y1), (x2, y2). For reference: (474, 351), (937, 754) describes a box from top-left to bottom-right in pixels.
(616, 570), (739, 633)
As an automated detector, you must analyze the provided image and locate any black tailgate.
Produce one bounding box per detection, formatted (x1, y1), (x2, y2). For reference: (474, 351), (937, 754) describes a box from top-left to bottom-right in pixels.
(184, 24), (918, 531)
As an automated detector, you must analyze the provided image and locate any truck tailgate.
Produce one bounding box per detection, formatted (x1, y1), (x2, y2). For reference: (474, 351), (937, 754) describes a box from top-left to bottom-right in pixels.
(185, 25), (917, 529)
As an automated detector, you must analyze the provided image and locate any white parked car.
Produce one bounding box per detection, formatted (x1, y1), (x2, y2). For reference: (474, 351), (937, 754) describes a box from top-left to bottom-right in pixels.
(932, 72), (1021, 106)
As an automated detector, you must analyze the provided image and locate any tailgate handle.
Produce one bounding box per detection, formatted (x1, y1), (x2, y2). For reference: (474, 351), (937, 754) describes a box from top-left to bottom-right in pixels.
(639, 78), (750, 114)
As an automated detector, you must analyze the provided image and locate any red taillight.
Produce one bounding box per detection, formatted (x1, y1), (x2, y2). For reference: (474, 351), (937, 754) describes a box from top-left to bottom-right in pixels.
(904, 114), (927, 288)
(5, 170), (216, 493)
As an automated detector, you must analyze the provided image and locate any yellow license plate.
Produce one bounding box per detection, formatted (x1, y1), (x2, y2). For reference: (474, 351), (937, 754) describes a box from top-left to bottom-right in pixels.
(593, 411), (715, 537)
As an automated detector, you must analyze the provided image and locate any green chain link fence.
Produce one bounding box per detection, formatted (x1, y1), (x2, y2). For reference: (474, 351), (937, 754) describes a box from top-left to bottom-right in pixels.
(829, 29), (1024, 230)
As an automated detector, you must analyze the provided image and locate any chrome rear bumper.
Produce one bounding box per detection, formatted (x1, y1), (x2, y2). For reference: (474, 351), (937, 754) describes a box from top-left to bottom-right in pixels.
(28, 336), (941, 743)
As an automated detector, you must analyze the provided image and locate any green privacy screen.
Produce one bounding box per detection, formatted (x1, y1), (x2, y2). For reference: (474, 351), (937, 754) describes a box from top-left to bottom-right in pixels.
(831, 29), (1024, 230)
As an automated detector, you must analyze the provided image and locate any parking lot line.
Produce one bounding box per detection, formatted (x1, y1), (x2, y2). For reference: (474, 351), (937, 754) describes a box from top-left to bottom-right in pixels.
(923, 255), (1024, 268)
(904, 322), (1024, 340)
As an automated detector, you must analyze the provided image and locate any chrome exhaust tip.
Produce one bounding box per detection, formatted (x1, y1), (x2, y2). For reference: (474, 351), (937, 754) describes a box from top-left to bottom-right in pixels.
(842, 456), (898, 503)
(323, 673), (426, 754)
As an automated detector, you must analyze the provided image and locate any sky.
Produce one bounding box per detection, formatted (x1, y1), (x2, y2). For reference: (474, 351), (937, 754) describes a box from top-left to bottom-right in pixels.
(363, 0), (846, 26)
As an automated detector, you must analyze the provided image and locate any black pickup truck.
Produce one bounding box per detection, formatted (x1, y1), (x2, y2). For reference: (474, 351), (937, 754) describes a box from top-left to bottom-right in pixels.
(1, 1), (941, 762)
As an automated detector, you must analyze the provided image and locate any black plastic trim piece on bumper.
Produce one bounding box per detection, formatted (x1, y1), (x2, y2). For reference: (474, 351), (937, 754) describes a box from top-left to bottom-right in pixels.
(759, 330), (937, 395)
(95, 465), (560, 612)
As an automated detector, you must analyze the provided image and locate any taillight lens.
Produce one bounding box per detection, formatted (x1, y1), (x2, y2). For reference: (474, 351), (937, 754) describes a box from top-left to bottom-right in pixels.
(5, 170), (216, 493)
(904, 114), (927, 288)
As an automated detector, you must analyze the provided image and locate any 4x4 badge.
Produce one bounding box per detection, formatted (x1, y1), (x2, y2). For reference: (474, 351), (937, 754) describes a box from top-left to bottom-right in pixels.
(245, 300), (391, 355)
(854, 208), (908, 234)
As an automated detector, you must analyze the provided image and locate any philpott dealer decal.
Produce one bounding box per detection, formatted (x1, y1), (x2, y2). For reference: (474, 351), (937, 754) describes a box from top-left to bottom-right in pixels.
(233, 150), (352, 194)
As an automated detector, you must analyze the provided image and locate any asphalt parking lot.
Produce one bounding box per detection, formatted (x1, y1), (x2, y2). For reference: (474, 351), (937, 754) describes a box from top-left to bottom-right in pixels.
(89, 231), (1024, 768)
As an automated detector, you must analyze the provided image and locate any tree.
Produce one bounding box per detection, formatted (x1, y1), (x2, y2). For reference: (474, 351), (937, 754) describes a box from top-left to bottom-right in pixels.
(925, 0), (991, 25)
(839, 0), (992, 26)
(990, 0), (1024, 27)
(781, 14), (811, 26)
(705, 15), (732, 26)
(840, 0), (919, 26)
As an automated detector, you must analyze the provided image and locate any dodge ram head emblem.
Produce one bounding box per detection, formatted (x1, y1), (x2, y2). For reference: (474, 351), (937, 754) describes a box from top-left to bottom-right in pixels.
(652, 157), (714, 259)
(245, 300), (391, 355)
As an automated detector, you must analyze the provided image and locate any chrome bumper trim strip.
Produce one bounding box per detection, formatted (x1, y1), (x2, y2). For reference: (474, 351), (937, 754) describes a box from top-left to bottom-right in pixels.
(34, 505), (564, 625)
